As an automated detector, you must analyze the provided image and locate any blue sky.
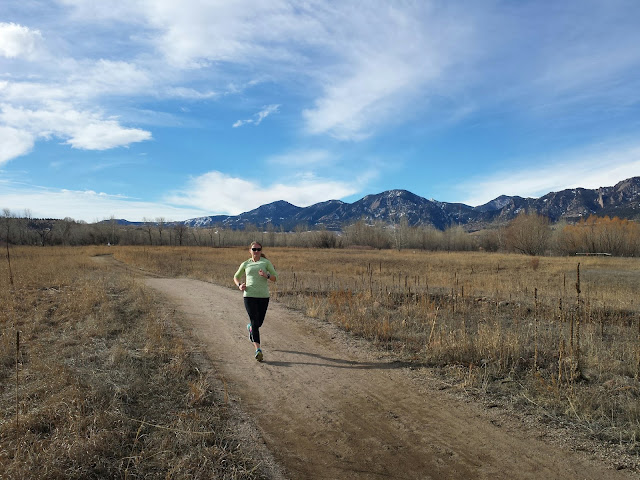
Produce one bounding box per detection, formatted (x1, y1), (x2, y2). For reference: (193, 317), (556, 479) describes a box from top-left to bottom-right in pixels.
(1, 0), (639, 222)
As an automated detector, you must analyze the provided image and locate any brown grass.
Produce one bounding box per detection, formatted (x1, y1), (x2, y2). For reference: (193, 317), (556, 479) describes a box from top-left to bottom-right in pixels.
(3, 245), (638, 474)
(0, 246), (268, 479)
(112, 246), (640, 462)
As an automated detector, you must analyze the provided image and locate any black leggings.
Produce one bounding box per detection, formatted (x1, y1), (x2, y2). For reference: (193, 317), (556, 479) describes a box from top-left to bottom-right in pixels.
(244, 297), (270, 345)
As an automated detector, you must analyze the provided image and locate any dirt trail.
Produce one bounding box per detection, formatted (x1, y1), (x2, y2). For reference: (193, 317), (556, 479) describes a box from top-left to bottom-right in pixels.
(96, 257), (634, 479)
(138, 275), (636, 480)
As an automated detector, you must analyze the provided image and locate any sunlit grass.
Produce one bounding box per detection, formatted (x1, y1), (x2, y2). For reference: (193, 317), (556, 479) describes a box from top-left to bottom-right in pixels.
(4, 238), (637, 476)
(0, 246), (266, 479)
(111, 245), (640, 457)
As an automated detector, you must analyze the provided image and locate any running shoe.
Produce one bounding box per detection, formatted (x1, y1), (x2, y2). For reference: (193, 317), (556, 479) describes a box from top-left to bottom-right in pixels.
(247, 323), (253, 342)
(255, 348), (263, 362)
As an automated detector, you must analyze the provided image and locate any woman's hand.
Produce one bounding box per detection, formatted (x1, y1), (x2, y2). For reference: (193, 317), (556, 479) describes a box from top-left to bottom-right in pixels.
(238, 282), (246, 291)
(259, 269), (273, 280)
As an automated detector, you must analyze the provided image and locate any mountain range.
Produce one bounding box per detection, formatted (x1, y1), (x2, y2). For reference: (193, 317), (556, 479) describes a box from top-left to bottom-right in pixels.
(174, 176), (640, 232)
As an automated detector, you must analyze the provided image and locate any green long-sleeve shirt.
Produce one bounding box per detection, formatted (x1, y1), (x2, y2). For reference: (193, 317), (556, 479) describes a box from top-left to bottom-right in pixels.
(234, 257), (277, 298)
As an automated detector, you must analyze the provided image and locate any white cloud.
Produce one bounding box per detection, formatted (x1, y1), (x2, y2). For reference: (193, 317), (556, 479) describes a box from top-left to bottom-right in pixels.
(3, 2), (474, 143)
(300, 3), (471, 139)
(0, 184), (208, 223)
(166, 170), (361, 215)
(233, 104), (280, 128)
(136, 0), (317, 68)
(166, 87), (218, 99)
(0, 103), (151, 152)
(58, 1), (472, 139)
(0, 54), (153, 163)
(65, 119), (151, 150)
(532, 4), (640, 97)
(0, 22), (43, 59)
(9, 1), (640, 146)
(255, 104), (279, 124)
(447, 3), (640, 126)
(0, 80), (69, 105)
(0, 60), (153, 105)
(267, 149), (332, 167)
(0, 19), (156, 164)
(0, 126), (34, 165)
(56, 0), (141, 21)
(302, 57), (419, 140)
(459, 142), (640, 206)
(3, 0), (639, 223)
(69, 59), (154, 98)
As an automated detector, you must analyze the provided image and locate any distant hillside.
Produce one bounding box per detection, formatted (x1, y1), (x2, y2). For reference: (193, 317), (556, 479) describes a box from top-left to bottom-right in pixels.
(180, 176), (640, 231)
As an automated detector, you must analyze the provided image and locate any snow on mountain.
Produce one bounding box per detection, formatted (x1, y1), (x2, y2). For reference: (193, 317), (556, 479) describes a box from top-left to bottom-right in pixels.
(178, 176), (640, 231)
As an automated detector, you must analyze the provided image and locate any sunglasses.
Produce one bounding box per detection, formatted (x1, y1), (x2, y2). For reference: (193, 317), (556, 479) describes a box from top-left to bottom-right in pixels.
(251, 247), (262, 252)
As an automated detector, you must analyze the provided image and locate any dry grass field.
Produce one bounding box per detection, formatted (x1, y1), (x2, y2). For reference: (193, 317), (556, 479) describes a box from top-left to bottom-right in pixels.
(2, 245), (639, 476)
(113, 246), (640, 459)
(0, 246), (268, 479)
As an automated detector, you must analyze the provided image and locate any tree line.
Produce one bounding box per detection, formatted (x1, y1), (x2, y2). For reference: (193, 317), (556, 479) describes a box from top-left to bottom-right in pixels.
(2, 208), (639, 256)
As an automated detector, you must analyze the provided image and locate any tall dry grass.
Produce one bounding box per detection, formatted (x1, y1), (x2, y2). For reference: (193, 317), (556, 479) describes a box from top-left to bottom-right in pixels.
(0, 246), (269, 479)
(112, 246), (640, 463)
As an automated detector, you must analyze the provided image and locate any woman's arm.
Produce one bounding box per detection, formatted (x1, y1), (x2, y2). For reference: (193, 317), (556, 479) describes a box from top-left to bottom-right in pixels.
(267, 264), (277, 282)
(234, 263), (246, 290)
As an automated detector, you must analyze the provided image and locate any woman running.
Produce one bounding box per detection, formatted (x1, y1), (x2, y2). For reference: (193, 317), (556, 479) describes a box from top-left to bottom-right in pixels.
(233, 241), (277, 362)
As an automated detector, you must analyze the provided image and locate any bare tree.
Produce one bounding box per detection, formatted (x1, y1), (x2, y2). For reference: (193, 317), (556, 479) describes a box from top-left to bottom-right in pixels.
(173, 223), (187, 246)
(266, 222), (276, 247)
(58, 217), (76, 246)
(558, 216), (640, 256)
(293, 223), (309, 247)
(28, 218), (54, 246)
(19, 209), (33, 244)
(143, 217), (154, 245)
(108, 216), (119, 245)
(443, 225), (474, 251)
(156, 217), (165, 245)
(215, 226), (227, 247)
(477, 228), (501, 252)
(344, 220), (392, 249)
(2, 209), (14, 285)
(311, 227), (339, 248)
(393, 217), (410, 251)
(505, 212), (551, 256)
(1, 208), (13, 243)
(191, 228), (201, 246)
